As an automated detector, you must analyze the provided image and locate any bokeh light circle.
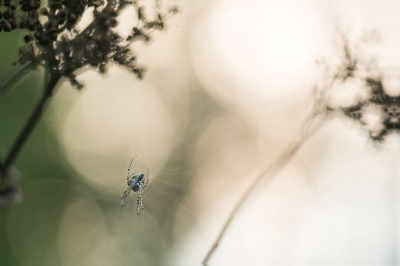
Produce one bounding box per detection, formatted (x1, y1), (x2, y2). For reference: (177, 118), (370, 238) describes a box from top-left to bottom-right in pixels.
(58, 67), (174, 193)
(190, 0), (328, 110)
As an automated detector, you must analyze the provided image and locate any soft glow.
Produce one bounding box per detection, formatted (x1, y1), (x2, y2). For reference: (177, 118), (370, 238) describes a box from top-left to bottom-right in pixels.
(58, 197), (110, 265)
(328, 78), (371, 108)
(191, 0), (327, 110)
(382, 73), (400, 97)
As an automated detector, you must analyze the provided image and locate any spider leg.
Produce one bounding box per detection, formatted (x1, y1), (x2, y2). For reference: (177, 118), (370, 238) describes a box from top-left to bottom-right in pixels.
(143, 168), (150, 189)
(136, 190), (142, 215)
(120, 186), (132, 207)
(140, 186), (145, 210)
(127, 158), (134, 180)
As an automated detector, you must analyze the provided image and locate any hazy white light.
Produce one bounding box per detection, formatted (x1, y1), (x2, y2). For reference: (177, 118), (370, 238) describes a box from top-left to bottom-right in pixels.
(382, 73), (400, 97)
(75, 7), (94, 32)
(191, 0), (327, 110)
(328, 78), (371, 108)
(361, 104), (386, 138)
(116, 5), (138, 38)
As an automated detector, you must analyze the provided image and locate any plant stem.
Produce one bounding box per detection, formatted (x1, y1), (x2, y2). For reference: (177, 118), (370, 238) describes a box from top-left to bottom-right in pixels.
(202, 110), (326, 266)
(0, 71), (60, 179)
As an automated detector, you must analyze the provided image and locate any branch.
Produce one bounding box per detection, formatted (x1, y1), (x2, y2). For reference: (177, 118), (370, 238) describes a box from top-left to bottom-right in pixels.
(202, 97), (328, 265)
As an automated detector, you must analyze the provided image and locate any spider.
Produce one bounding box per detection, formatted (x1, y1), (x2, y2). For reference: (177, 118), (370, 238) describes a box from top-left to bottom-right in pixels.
(120, 158), (149, 215)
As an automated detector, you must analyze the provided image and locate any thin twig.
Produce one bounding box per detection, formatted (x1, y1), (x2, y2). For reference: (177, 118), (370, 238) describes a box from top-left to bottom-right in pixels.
(0, 62), (35, 95)
(202, 98), (328, 265)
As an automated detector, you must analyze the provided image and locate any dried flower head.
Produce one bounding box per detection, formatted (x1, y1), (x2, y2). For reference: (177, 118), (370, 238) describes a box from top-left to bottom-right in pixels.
(318, 32), (400, 142)
(3, 0), (179, 89)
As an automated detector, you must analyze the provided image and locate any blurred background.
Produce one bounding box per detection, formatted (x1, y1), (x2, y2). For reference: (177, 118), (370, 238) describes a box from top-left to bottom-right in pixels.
(2, 0), (400, 265)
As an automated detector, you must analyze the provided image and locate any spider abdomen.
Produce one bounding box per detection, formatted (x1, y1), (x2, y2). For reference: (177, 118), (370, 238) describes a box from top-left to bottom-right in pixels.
(127, 173), (145, 191)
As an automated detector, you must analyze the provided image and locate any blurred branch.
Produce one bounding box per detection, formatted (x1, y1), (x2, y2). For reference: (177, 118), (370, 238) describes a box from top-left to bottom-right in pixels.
(202, 91), (329, 265)
(0, 70), (60, 179)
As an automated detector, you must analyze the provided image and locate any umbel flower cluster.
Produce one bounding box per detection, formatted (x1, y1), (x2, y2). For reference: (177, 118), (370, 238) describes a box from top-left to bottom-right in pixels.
(1, 0), (178, 88)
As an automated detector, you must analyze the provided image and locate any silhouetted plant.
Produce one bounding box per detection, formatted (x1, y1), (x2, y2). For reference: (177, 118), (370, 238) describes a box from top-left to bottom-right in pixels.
(0, 0), (178, 206)
(203, 30), (400, 265)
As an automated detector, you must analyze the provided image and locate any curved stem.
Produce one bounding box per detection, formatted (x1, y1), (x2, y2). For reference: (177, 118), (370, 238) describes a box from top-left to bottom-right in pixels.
(0, 71), (60, 179)
(0, 62), (34, 95)
(202, 110), (326, 265)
